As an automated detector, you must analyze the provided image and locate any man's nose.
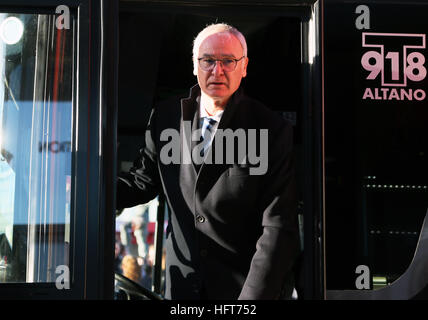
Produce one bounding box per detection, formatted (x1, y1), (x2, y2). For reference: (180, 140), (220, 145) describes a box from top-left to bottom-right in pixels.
(212, 61), (225, 75)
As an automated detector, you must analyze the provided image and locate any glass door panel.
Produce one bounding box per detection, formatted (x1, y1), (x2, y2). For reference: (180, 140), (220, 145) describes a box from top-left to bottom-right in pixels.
(0, 11), (74, 284)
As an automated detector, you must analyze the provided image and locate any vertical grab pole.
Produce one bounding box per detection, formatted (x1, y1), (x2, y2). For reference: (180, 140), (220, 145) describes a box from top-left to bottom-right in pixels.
(152, 194), (165, 295)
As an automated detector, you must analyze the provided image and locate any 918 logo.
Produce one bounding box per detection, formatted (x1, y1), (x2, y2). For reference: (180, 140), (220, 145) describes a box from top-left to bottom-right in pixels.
(361, 32), (426, 101)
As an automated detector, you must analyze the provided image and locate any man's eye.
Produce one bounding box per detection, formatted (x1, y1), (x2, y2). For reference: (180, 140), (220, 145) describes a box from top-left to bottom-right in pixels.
(203, 59), (215, 64)
(222, 59), (234, 66)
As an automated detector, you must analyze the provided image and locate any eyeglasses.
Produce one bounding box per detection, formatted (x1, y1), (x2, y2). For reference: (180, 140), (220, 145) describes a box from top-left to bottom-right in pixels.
(198, 56), (245, 72)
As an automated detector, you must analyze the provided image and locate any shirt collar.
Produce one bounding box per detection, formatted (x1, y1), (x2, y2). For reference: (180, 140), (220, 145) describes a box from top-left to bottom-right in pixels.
(199, 98), (224, 123)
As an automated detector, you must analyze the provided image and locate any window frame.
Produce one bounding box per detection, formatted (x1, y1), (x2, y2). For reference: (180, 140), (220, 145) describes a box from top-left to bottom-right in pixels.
(0, 0), (117, 300)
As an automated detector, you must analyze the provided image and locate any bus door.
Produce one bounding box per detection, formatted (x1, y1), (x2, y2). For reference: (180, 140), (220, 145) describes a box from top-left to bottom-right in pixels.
(0, 0), (117, 299)
(323, 0), (428, 299)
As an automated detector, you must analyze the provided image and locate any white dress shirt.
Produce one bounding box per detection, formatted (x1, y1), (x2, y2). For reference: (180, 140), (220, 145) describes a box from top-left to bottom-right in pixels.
(199, 102), (224, 151)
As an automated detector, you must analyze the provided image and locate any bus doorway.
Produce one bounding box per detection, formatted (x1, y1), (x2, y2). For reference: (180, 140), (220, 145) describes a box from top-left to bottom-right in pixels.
(114, 0), (321, 300)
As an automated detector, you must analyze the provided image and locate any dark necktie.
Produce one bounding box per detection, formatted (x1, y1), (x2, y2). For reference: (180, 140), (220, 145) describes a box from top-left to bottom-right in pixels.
(200, 117), (217, 158)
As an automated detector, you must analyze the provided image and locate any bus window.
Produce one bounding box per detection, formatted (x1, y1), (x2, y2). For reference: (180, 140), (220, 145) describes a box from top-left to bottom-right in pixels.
(0, 12), (74, 283)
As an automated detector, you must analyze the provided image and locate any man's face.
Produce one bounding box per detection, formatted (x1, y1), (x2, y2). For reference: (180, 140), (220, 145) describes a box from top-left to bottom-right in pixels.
(196, 32), (248, 105)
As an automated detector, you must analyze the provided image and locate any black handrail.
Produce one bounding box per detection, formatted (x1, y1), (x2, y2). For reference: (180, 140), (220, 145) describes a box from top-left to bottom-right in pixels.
(114, 272), (163, 300)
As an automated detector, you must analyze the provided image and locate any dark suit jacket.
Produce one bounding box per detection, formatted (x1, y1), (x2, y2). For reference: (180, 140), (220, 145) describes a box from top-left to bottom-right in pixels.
(117, 84), (300, 300)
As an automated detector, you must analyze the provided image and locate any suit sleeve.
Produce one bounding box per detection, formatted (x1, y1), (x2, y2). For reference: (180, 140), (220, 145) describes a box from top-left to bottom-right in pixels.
(116, 109), (161, 211)
(238, 122), (300, 300)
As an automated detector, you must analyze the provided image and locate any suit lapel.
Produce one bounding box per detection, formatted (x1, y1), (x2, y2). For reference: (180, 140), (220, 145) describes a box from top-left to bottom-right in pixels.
(180, 85), (247, 197)
(196, 88), (244, 188)
(179, 86), (200, 212)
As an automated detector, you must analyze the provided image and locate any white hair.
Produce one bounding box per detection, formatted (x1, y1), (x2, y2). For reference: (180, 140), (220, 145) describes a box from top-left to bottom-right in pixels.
(192, 23), (248, 75)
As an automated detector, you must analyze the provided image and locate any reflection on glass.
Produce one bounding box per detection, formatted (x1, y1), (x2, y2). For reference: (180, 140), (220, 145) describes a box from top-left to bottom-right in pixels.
(0, 17), (24, 45)
(0, 12), (74, 283)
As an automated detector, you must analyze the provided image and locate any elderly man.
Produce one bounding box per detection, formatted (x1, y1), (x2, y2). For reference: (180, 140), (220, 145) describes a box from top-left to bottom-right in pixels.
(117, 23), (299, 300)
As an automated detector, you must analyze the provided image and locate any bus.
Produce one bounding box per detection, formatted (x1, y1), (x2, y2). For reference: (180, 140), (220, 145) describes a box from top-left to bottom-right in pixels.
(0, 0), (426, 300)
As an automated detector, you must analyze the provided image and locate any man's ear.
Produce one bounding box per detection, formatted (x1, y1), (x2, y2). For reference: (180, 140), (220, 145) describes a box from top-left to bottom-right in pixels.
(242, 57), (249, 78)
(193, 58), (198, 76)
